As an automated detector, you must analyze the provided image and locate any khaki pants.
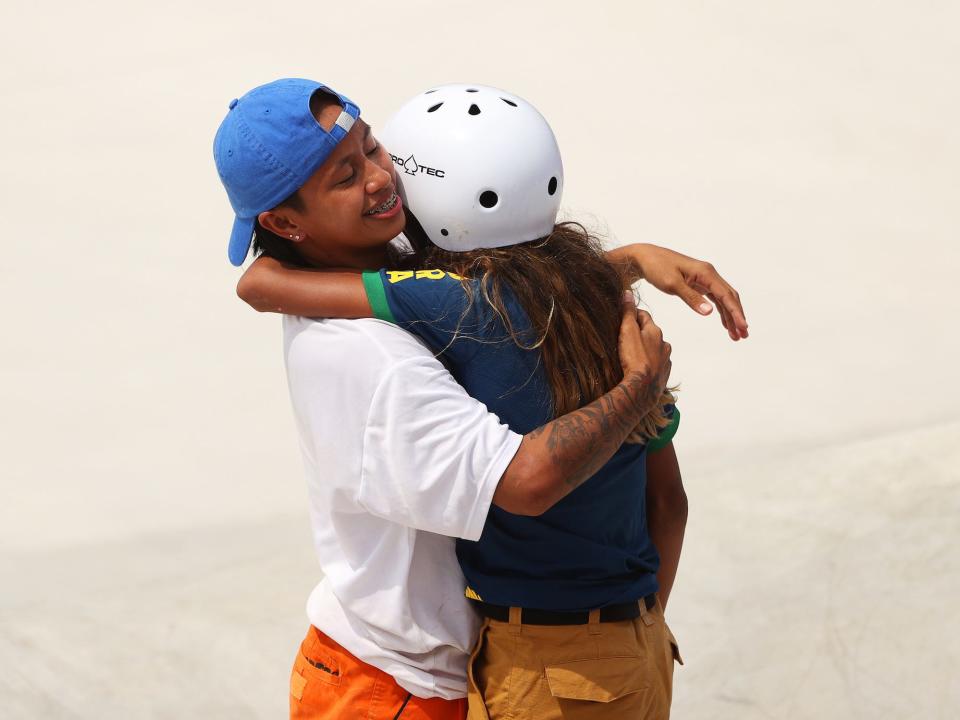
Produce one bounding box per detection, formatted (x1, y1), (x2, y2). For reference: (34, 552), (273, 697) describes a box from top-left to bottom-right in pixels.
(466, 599), (682, 720)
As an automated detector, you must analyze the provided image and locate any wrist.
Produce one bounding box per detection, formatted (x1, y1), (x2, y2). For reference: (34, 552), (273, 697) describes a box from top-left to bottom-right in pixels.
(619, 370), (657, 417)
(622, 369), (652, 385)
(627, 243), (655, 280)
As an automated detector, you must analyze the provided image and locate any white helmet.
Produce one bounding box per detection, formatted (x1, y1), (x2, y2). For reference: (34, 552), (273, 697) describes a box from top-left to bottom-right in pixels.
(380, 83), (563, 252)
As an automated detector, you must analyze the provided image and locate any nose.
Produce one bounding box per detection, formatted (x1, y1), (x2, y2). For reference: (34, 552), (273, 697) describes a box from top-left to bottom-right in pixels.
(364, 158), (392, 195)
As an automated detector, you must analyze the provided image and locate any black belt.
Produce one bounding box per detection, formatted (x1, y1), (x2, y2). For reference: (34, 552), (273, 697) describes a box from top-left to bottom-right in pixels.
(471, 594), (657, 626)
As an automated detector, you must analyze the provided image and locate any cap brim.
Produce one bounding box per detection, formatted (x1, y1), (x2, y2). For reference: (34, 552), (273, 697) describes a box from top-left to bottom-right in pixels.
(228, 216), (256, 266)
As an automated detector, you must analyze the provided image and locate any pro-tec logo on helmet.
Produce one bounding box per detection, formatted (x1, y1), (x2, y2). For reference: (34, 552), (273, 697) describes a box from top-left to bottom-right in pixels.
(391, 154), (446, 178)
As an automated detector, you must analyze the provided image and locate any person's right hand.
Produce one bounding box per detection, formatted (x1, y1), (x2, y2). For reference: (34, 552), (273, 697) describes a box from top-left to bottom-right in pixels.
(618, 293), (672, 406)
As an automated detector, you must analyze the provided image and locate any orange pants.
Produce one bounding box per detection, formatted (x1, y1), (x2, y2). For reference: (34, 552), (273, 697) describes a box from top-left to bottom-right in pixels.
(290, 626), (468, 719)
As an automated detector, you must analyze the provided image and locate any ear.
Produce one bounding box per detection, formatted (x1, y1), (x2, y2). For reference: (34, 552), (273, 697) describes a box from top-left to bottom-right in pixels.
(258, 210), (305, 242)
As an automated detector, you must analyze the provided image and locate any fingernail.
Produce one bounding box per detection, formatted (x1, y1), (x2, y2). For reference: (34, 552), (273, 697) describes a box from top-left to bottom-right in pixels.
(698, 303), (712, 314)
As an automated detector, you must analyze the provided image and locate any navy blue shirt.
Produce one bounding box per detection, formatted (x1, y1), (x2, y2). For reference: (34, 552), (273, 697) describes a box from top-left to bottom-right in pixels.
(363, 268), (680, 611)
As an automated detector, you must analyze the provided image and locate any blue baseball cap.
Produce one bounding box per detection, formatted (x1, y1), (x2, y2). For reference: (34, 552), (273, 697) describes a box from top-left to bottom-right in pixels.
(213, 78), (361, 266)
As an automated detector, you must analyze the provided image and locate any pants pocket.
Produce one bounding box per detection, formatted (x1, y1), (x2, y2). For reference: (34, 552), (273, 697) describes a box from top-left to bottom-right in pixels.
(544, 656), (650, 703)
(290, 641), (343, 715)
(297, 646), (342, 687)
(665, 626), (683, 666)
(466, 621), (492, 720)
(538, 656), (653, 720)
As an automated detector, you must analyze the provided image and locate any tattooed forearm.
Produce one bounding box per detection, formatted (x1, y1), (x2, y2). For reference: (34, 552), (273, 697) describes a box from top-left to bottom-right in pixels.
(495, 370), (665, 516)
(529, 371), (659, 491)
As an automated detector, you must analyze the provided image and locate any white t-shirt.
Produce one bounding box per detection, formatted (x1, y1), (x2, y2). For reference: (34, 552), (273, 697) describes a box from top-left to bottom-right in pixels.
(283, 315), (523, 700)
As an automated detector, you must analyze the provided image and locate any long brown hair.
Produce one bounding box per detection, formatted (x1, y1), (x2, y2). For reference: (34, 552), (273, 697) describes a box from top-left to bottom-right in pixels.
(410, 219), (675, 443)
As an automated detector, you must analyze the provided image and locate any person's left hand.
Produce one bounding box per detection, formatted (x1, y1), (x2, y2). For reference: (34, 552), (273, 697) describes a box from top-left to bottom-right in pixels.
(613, 243), (749, 341)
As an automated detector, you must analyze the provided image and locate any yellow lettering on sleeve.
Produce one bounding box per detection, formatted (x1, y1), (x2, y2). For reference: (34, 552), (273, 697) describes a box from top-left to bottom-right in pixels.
(415, 269), (447, 280)
(386, 270), (415, 284)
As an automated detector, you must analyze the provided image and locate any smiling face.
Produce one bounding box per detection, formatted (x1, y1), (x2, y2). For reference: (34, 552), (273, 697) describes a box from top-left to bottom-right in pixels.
(257, 94), (406, 269)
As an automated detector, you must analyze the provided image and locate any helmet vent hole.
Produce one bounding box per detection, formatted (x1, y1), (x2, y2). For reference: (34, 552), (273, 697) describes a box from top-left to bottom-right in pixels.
(466, 88), (479, 93)
(468, 104), (481, 115)
(548, 177), (558, 195)
(479, 191), (499, 208)
(427, 102), (444, 112)
(440, 228), (449, 237)
(501, 98), (517, 107)
(425, 89), (437, 94)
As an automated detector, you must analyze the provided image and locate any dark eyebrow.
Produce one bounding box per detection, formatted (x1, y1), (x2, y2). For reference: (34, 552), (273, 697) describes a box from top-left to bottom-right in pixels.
(336, 123), (370, 170)
(335, 123), (372, 168)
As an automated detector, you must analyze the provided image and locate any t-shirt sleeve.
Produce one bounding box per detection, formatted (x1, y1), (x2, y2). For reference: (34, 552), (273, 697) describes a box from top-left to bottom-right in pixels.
(646, 405), (681, 453)
(361, 269), (476, 357)
(358, 350), (523, 541)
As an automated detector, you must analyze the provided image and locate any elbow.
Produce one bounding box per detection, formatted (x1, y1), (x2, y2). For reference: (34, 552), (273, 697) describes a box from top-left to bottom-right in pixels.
(677, 488), (689, 524)
(236, 274), (271, 313)
(497, 456), (559, 517)
(520, 479), (557, 517)
(650, 485), (688, 525)
(517, 463), (565, 517)
(512, 497), (554, 518)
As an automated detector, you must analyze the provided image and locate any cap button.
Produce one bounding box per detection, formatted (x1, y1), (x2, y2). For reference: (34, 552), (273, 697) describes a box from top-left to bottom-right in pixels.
(228, 98), (238, 110)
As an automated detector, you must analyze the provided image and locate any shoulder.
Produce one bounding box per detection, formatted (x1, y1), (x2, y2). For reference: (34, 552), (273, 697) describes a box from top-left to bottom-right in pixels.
(284, 315), (435, 364)
(283, 316), (438, 388)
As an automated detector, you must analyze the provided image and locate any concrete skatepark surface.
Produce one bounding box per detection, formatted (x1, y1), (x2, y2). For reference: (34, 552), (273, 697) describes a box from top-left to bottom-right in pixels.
(1, 1), (957, 717)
